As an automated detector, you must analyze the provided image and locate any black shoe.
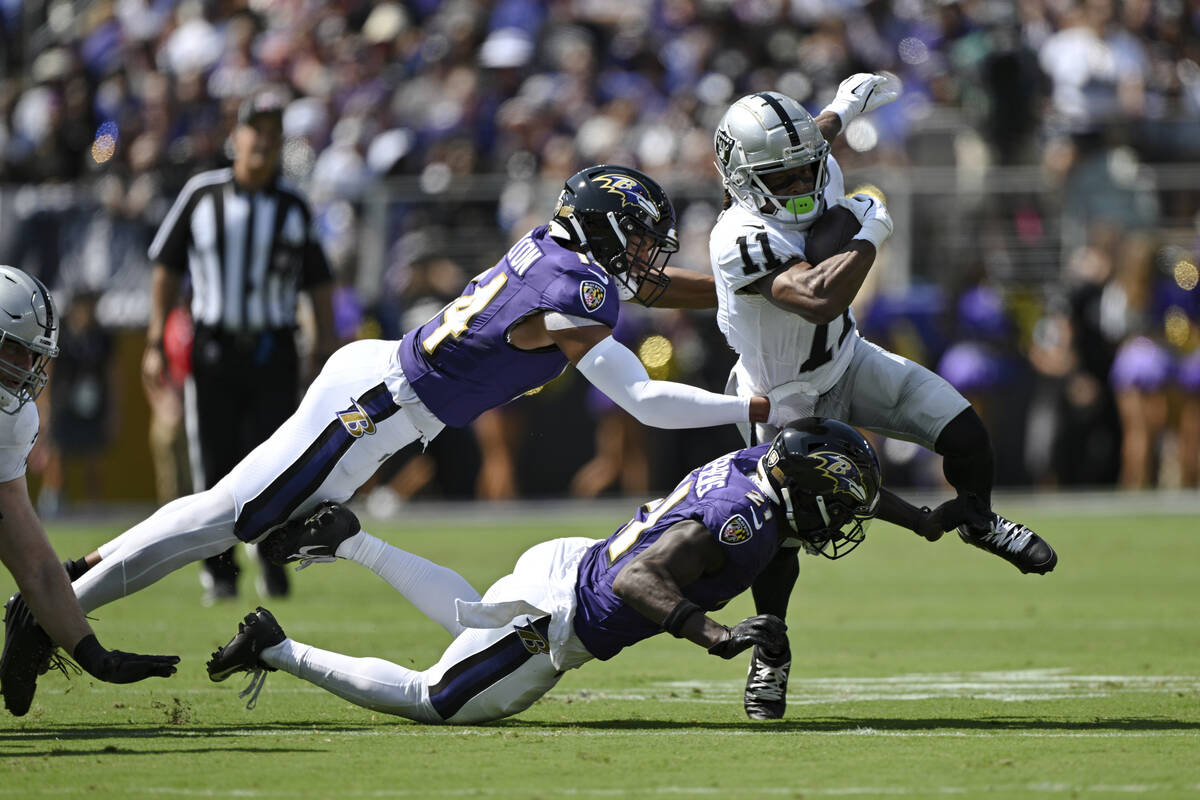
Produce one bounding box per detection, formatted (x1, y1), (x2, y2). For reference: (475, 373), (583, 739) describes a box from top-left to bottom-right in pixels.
(744, 645), (790, 720)
(1, 594), (55, 717)
(200, 550), (240, 606)
(256, 561), (290, 599)
(207, 607), (286, 710)
(958, 513), (1058, 574)
(258, 502), (360, 570)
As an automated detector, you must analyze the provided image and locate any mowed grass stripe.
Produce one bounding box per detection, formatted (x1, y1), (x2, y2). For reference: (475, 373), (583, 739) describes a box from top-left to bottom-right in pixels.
(2, 503), (1198, 799)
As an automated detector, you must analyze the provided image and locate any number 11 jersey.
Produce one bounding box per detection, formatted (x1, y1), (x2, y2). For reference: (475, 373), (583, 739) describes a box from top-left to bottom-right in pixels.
(709, 155), (857, 395)
(397, 225), (621, 427)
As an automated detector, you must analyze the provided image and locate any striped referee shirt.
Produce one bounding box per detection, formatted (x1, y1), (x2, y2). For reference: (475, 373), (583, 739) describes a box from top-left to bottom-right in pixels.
(148, 168), (332, 333)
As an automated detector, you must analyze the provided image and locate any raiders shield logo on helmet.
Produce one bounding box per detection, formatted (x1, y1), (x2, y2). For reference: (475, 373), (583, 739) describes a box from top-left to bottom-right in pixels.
(719, 514), (754, 545)
(337, 399), (376, 438)
(580, 280), (606, 312)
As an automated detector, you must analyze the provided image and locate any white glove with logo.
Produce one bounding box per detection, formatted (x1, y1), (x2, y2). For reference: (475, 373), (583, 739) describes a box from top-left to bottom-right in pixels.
(821, 72), (902, 128)
(838, 193), (894, 250)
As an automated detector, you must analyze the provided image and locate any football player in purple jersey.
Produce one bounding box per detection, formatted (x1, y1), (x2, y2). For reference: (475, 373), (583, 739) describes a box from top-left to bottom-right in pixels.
(204, 417), (886, 723)
(2, 165), (794, 710)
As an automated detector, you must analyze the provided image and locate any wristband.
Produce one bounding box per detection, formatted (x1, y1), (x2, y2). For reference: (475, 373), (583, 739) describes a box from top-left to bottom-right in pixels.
(72, 634), (108, 678)
(662, 599), (703, 638)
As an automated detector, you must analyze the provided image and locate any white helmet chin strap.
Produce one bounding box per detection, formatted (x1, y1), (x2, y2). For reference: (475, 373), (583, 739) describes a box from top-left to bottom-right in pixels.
(814, 494), (833, 527)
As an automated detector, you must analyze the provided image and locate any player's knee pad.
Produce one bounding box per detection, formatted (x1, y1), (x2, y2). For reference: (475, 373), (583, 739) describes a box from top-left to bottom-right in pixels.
(934, 408), (991, 460)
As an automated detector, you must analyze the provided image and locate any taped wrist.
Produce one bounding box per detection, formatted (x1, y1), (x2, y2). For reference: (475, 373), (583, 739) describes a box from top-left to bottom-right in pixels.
(72, 634), (108, 678)
(662, 599), (703, 638)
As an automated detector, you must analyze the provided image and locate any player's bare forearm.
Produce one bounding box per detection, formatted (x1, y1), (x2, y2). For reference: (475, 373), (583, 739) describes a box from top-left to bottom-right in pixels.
(611, 521), (729, 649)
(816, 110), (843, 143)
(755, 241), (876, 323)
(750, 547), (799, 620)
(648, 267), (718, 309)
(0, 477), (92, 652)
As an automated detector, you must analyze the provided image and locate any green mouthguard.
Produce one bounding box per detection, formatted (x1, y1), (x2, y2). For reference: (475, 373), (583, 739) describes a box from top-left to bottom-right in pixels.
(785, 196), (815, 214)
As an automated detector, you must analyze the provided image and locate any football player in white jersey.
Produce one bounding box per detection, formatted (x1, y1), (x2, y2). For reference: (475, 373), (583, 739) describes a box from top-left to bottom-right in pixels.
(708, 77), (1058, 720)
(0, 266), (178, 716)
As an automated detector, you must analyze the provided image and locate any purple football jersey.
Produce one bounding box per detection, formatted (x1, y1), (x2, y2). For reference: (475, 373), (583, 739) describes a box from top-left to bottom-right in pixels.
(398, 226), (622, 427)
(573, 443), (782, 661)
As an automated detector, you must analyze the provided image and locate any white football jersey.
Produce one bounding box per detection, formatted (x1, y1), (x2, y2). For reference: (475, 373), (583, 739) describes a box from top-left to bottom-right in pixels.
(0, 402), (39, 483)
(710, 155), (857, 394)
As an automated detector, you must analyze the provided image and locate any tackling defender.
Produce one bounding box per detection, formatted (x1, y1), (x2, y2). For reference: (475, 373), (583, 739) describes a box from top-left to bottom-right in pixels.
(708, 77), (1058, 719)
(1, 166), (789, 713)
(206, 417), (883, 723)
(0, 266), (178, 716)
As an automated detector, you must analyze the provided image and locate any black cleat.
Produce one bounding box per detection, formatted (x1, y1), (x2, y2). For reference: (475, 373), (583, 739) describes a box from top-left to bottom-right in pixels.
(958, 514), (1058, 574)
(256, 560), (290, 600)
(258, 502), (360, 570)
(1, 593), (55, 716)
(744, 645), (790, 720)
(207, 607), (286, 710)
(200, 551), (240, 606)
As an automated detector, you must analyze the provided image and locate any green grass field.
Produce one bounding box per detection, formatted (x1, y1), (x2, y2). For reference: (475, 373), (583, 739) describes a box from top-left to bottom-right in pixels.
(2, 501), (1198, 799)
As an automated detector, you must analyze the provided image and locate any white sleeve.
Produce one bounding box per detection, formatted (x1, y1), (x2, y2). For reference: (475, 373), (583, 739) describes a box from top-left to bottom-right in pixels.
(575, 336), (751, 429)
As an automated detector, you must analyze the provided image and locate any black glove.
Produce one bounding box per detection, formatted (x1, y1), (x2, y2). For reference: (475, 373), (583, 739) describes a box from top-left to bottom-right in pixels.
(707, 614), (787, 659)
(73, 635), (180, 684)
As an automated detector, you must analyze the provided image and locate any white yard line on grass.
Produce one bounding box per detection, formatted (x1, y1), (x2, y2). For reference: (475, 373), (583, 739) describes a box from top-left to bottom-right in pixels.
(4, 782), (1200, 797)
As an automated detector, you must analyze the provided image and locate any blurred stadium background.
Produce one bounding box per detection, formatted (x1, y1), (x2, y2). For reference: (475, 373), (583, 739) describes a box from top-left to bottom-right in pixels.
(2, 0), (1199, 513)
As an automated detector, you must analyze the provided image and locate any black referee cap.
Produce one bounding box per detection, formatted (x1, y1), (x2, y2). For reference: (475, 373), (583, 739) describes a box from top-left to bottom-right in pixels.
(237, 89), (287, 126)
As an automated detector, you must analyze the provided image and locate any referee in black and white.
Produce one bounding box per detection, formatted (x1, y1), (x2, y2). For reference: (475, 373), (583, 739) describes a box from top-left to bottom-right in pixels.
(142, 88), (337, 604)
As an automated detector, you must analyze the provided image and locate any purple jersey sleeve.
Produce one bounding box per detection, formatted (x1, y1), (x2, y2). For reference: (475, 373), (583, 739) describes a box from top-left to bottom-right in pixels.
(572, 444), (780, 660)
(543, 267), (622, 327)
(396, 227), (619, 427)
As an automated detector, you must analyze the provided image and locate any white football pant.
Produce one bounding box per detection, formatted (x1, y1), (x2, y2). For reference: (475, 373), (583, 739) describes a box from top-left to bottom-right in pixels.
(72, 339), (445, 612)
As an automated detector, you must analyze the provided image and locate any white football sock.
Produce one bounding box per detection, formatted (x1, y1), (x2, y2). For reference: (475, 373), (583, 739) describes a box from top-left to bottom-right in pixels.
(336, 531), (481, 635)
(261, 638), (438, 723)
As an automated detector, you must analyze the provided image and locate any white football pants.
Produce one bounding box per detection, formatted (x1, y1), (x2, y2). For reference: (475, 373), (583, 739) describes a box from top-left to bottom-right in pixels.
(260, 536), (595, 724)
(72, 339), (445, 613)
(729, 335), (971, 447)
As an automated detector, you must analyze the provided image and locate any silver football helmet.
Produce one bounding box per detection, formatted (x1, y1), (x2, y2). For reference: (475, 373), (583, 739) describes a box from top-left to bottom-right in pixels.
(714, 92), (831, 228)
(0, 266), (59, 414)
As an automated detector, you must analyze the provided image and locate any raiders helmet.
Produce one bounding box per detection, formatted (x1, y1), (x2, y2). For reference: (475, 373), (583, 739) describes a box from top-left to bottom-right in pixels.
(0, 266), (58, 414)
(714, 92), (831, 228)
(756, 417), (881, 559)
(551, 165), (679, 307)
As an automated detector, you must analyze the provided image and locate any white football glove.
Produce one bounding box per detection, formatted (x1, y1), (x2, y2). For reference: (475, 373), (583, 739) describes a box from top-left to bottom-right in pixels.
(837, 193), (894, 250)
(821, 72), (902, 128)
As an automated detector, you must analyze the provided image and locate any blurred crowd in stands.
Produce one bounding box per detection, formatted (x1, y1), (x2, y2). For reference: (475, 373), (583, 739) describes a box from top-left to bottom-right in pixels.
(1, 0), (1199, 508)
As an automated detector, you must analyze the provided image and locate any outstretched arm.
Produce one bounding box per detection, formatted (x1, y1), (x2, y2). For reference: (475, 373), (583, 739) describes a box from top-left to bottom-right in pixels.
(0, 477), (92, 652)
(817, 72), (903, 143)
(0, 476), (180, 685)
(642, 267), (718, 309)
(551, 323), (775, 427)
(611, 520), (788, 658)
